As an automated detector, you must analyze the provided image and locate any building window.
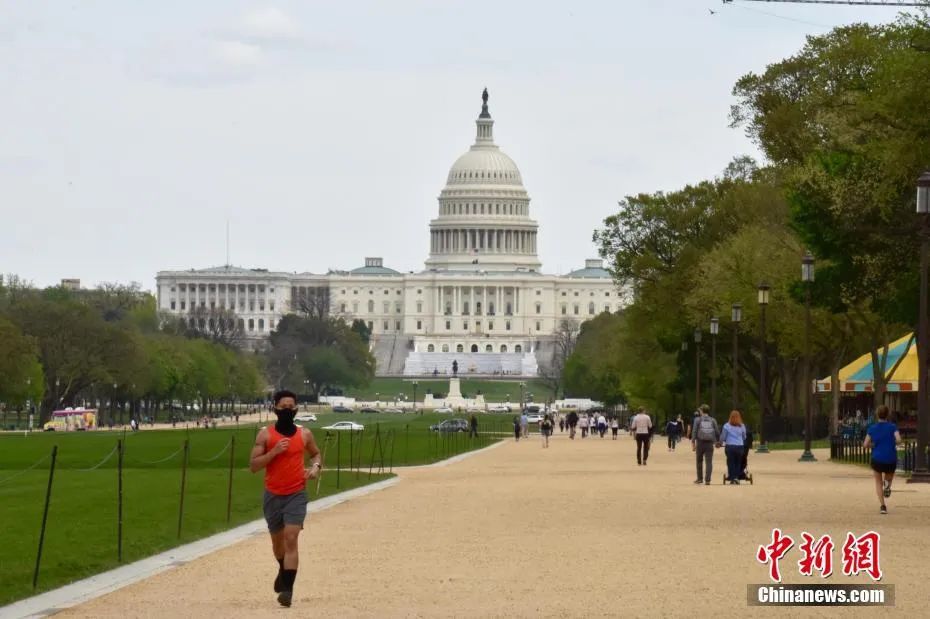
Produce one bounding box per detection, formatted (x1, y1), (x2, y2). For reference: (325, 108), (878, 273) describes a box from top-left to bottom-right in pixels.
(536, 290), (541, 295)
(248, 319), (254, 331)
(589, 302), (596, 315)
(457, 344), (464, 352)
(397, 290), (402, 295)
(505, 303), (512, 315)
(416, 320), (422, 330)
(395, 302), (402, 313)
(248, 302), (253, 311)
(180, 301), (185, 310)
(485, 344), (493, 352)
(506, 321), (511, 331)
(238, 319), (245, 331)
(417, 301), (423, 313)
(463, 301), (470, 315)
(417, 289), (422, 294)
(536, 321), (541, 331)
(590, 292), (595, 297)
(574, 292), (579, 297)
(354, 290), (358, 295)
(258, 319), (265, 331)
(270, 301), (275, 311)
(427, 344), (435, 352)
(605, 292), (610, 297)
(368, 300), (375, 313)
(384, 289), (389, 295)
(515, 344), (523, 353)
(367, 321), (373, 330)
(561, 304), (567, 315)
(535, 303), (541, 314)
(258, 303), (264, 311)
(353, 302), (359, 313)
(270, 319), (275, 329)
(463, 321), (469, 330)
(471, 344), (479, 352)
(170, 286), (176, 292)
(604, 304), (611, 313)
(395, 320), (401, 330)
(501, 344), (508, 353)
(383, 302), (390, 313)
(341, 303), (347, 313)
(170, 301), (176, 310)
(561, 292), (567, 297)
(384, 320), (389, 330)
(342, 289), (346, 294)
(446, 321), (451, 330)
(442, 344), (450, 352)
(574, 304), (579, 315)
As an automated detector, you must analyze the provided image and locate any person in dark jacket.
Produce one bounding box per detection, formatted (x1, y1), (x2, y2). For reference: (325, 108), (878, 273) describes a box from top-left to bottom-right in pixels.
(469, 414), (479, 439)
(666, 418), (681, 451)
(512, 416), (521, 442)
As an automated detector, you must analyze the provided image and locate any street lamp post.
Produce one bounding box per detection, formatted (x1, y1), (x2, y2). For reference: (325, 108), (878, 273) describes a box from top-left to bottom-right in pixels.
(911, 172), (930, 482)
(519, 381), (526, 413)
(710, 318), (719, 417)
(800, 253), (817, 462)
(112, 382), (118, 427)
(694, 329), (702, 408)
(412, 380), (419, 414)
(756, 283), (771, 454)
(731, 303), (742, 411)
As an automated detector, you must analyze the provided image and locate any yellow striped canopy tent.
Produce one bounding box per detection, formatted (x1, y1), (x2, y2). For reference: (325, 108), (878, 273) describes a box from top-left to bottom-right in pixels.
(815, 334), (917, 394)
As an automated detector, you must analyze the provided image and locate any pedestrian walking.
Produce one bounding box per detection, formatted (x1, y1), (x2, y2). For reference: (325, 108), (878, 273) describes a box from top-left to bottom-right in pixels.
(863, 405), (902, 514)
(691, 405), (719, 485)
(567, 410), (579, 439)
(579, 414), (589, 438)
(513, 416), (521, 442)
(541, 414), (553, 448)
(249, 390), (322, 608)
(559, 417), (565, 433)
(665, 418), (680, 451)
(631, 408), (652, 466)
(610, 416), (619, 439)
(469, 414), (479, 439)
(520, 411), (529, 438)
(720, 410), (747, 485)
(597, 413), (608, 438)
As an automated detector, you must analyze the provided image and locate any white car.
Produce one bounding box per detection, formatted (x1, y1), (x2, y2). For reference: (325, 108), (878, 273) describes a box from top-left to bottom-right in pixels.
(322, 421), (365, 431)
(295, 413), (317, 422)
(434, 406), (454, 414)
(488, 405), (510, 413)
(526, 413), (544, 424)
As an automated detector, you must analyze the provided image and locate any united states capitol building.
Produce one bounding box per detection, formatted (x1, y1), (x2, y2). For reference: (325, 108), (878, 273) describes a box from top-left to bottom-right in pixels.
(156, 91), (625, 376)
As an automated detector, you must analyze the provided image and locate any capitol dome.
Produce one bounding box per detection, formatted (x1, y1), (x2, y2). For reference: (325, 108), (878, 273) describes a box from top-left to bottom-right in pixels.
(426, 89), (540, 273)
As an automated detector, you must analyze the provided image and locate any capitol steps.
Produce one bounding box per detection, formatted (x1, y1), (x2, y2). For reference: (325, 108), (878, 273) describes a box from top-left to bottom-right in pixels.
(402, 351), (538, 377)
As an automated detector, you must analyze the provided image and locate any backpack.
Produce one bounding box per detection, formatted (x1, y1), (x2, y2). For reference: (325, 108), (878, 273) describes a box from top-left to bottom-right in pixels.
(695, 416), (717, 441)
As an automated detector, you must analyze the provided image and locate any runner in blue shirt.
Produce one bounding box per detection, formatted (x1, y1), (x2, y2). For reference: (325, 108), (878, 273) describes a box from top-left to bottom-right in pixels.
(863, 405), (902, 515)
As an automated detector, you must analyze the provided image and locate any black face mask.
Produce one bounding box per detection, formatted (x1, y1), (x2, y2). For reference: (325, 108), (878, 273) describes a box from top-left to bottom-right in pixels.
(274, 407), (297, 437)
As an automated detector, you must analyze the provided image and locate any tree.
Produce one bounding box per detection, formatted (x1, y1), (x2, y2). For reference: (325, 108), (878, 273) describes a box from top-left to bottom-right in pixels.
(0, 316), (44, 410)
(539, 319), (580, 400)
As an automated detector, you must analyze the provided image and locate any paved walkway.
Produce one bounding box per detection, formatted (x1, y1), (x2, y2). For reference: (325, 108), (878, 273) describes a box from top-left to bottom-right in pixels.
(59, 432), (930, 618)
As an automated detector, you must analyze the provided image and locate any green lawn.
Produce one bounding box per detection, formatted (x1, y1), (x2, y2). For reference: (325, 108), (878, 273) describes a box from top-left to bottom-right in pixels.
(340, 377), (551, 402)
(0, 419), (500, 606)
(764, 439), (830, 451)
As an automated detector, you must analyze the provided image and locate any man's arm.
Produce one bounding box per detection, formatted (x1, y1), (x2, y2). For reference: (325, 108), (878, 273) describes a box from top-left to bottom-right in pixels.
(250, 428), (287, 473)
(303, 428), (322, 480)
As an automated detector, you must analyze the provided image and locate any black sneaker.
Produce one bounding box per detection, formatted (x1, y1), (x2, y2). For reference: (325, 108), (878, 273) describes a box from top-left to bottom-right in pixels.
(880, 505), (888, 515)
(883, 480), (892, 498)
(278, 590), (293, 607)
(705, 481), (711, 485)
(694, 479), (703, 484)
(274, 571), (283, 593)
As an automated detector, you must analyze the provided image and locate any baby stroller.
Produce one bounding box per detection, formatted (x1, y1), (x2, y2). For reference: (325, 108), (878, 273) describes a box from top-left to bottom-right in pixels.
(722, 426), (754, 485)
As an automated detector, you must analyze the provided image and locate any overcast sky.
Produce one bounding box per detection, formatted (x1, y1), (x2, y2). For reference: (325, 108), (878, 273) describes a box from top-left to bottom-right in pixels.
(0, 1), (902, 290)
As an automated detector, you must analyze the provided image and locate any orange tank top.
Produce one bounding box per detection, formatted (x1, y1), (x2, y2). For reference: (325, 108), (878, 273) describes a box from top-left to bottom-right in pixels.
(265, 426), (306, 495)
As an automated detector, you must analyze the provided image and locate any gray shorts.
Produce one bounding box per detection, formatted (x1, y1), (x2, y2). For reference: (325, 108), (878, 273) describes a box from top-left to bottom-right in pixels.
(262, 489), (308, 533)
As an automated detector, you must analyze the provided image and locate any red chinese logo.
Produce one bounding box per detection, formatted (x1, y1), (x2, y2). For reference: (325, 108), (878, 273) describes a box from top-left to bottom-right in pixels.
(756, 528), (795, 583)
(841, 531), (882, 581)
(798, 532), (834, 578)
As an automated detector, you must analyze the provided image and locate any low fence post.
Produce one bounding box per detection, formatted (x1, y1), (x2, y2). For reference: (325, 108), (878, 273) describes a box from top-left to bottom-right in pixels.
(117, 439), (124, 562)
(33, 445), (58, 590)
(336, 430), (341, 489)
(226, 435), (236, 524)
(349, 429), (354, 481)
(177, 439), (189, 539)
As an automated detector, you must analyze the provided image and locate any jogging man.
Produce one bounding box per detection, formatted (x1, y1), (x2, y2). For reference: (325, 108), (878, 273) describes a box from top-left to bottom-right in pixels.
(631, 407), (653, 465)
(250, 389), (322, 608)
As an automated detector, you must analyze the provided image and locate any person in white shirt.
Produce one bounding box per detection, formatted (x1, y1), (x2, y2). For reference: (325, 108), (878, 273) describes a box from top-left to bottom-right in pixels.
(609, 416), (620, 440)
(579, 414), (589, 438)
(596, 414), (608, 438)
(631, 408), (653, 465)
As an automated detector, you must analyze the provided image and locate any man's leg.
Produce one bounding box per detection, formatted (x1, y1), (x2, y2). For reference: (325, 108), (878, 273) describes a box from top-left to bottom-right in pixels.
(271, 529), (286, 590)
(703, 443), (713, 482)
(636, 435), (643, 464)
(643, 435), (650, 463)
(695, 443), (703, 482)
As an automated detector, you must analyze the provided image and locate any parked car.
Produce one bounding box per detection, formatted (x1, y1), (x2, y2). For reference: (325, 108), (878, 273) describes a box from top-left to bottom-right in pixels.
(526, 412), (544, 424)
(466, 407), (484, 413)
(322, 421), (365, 431)
(383, 407), (404, 414)
(359, 407), (379, 414)
(488, 404), (510, 413)
(430, 419), (469, 433)
(434, 406), (454, 414)
(295, 413), (317, 422)
(331, 405), (354, 413)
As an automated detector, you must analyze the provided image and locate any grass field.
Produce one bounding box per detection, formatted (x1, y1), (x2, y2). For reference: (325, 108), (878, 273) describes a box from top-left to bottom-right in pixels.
(340, 377), (551, 402)
(0, 415), (501, 606)
(764, 439), (830, 451)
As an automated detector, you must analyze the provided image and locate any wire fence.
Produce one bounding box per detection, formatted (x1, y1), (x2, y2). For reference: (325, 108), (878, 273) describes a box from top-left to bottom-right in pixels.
(1, 421), (502, 596)
(829, 435), (922, 473)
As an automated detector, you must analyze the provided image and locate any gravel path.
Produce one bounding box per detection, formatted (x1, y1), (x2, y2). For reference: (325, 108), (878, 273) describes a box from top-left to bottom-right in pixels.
(59, 432), (930, 618)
